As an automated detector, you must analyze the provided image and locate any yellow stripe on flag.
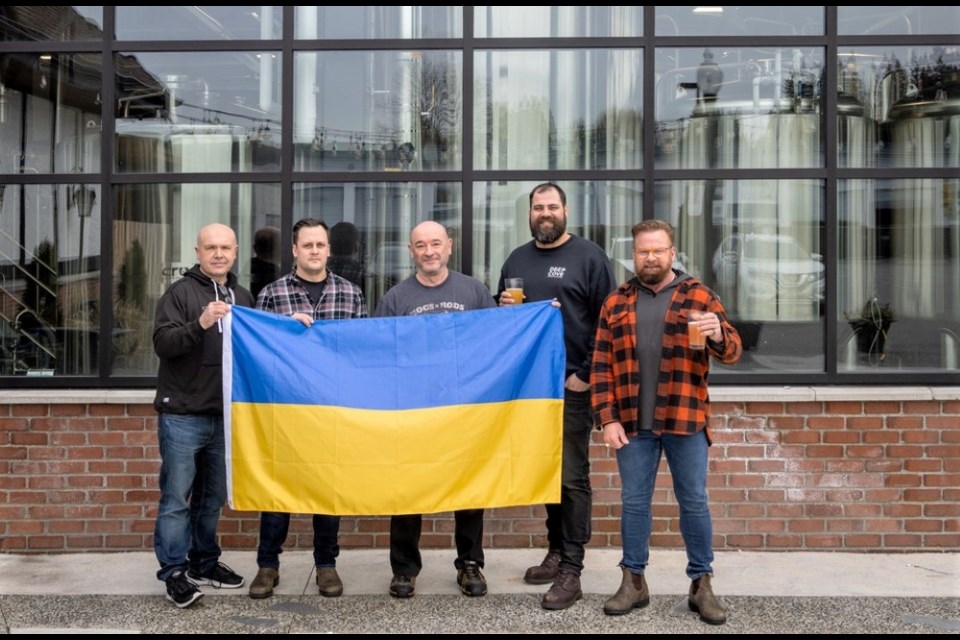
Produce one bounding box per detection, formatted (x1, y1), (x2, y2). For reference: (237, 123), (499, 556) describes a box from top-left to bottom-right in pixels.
(229, 399), (562, 515)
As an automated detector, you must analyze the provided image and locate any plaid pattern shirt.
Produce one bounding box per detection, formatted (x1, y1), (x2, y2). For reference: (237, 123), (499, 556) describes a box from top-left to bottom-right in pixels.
(590, 276), (742, 439)
(255, 270), (367, 320)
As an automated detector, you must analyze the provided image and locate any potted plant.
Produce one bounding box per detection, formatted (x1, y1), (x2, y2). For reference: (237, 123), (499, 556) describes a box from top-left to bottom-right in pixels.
(845, 298), (896, 358)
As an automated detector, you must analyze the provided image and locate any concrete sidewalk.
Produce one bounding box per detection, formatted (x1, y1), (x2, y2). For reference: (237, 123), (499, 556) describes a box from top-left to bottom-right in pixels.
(1, 549), (958, 634)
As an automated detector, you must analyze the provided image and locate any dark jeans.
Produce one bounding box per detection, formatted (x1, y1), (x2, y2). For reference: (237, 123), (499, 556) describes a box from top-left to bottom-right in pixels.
(257, 512), (341, 569)
(390, 509), (485, 576)
(543, 388), (593, 575)
(154, 413), (226, 581)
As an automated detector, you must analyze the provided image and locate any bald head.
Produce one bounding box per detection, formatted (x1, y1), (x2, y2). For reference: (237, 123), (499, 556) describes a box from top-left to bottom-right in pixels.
(409, 220), (453, 282)
(195, 223), (239, 283)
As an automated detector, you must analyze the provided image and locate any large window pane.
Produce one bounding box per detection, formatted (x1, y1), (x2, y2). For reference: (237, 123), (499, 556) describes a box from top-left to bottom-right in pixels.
(474, 180), (643, 294)
(0, 183), (100, 376)
(292, 182), (462, 312)
(656, 179), (825, 373)
(293, 51), (461, 172)
(656, 47), (824, 169)
(839, 178), (960, 371)
(116, 6), (281, 40)
(838, 45), (959, 169)
(838, 7), (960, 35)
(0, 6), (103, 41)
(295, 6), (461, 39)
(475, 7), (643, 38)
(115, 52), (282, 173)
(0, 53), (101, 175)
(656, 7), (823, 36)
(475, 50), (643, 171)
(111, 182), (279, 376)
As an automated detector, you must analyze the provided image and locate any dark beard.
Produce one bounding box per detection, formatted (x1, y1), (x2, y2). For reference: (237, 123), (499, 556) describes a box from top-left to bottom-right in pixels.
(530, 217), (566, 245)
(637, 263), (672, 286)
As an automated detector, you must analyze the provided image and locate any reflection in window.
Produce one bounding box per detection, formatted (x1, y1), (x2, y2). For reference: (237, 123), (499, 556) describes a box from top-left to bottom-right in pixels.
(292, 182), (462, 312)
(0, 184), (100, 376)
(296, 6), (461, 39)
(293, 51), (462, 172)
(475, 6), (643, 38)
(116, 6), (281, 40)
(838, 45), (960, 169)
(0, 53), (101, 175)
(838, 7), (960, 35)
(475, 50), (643, 171)
(115, 52), (282, 173)
(656, 47), (824, 170)
(655, 6), (823, 36)
(0, 6), (103, 41)
(474, 181), (642, 294)
(656, 179), (824, 373)
(111, 182), (279, 376)
(839, 179), (960, 371)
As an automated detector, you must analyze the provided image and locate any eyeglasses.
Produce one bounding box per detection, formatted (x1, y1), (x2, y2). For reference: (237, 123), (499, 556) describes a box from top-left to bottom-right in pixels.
(634, 246), (673, 259)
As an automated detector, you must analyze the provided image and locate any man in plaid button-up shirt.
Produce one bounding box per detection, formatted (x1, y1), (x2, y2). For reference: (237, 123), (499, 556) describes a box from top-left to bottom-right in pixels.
(591, 219), (741, 626)
(248, 218), (366, 601)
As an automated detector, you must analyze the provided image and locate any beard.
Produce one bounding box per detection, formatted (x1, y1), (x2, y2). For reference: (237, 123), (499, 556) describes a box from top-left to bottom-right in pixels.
(636, 261), (673, 287)
(530, 214), (567, 245)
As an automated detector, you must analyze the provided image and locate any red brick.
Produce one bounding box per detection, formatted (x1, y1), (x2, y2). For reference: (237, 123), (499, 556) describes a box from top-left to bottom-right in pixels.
(846, 445), (884, 458)
(106, 417), (148, 431)
(47, 461), (86, 474)
(11, 432), (48, 445)
(781, 431), (821, 444)
(0, 446), (27, 460)
(27, 536), (65, 550)
(826, 519), (864, 532)
(826, 460), (865, 472)
(844, 503), (882, 517)
(804, 503), (843, 517)
(88, 405), (125, 416)
(862, 431), (899, 444)
(923, 473), (960, 487)
(50, 433), (86, 446)
(785, 402), (824, 415)
(904, 459), (943, 472)
(902, 431), (939, 444)
(11, 405), (48, 417)
(88, 432), (125, 446)
(0, 418), (29, 431)
(886, 416), (923, 429)
(865, 519), (902, 532)
(50, 404), (87, 416)
(807, 417), (845, 430)
(767, 504), (803, 518)
(905, 520), (942, 532)
(66, 536), (105, 549)
(825, 401), (862, 415)
(27, 476), (66, 489)
(89, 461), (125, 473)
(863, 401), (901, 415)
(902, 488), (943, 502)
(789, 520), (824, 532)
(747, 460), (785, 472)
(784, 459), (825, 472)
(902, 401), (939, 414)
(884, 503), (922, 517)
(924, 503), (960, 517)
(128, 404), (158, 417)
(48, 520), (85, 534)
(885, 474), (922, 487)
(807, 444), (845, 458)
(823, 431), (861, 444)
(768, 416), (804, 430)
(864, 459), (902, 473)
(925, 535), (960, 547)
(849, 417), (884, 430)
(68, 418), (107, 431)
(766, 534), (803, 547)
(883, 534), (922, 547)
(844, 534), (882, 547)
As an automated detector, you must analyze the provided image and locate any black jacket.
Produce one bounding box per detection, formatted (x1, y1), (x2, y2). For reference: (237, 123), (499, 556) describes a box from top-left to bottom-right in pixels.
(153, 265), (254, 415)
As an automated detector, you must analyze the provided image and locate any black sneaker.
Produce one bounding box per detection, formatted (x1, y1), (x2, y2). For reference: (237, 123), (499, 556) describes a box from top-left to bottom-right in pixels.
(166, 569), (203, 609)
(187, 562), (244, 589)
(457, 561), (488, 597)
(389, 574), (416, 598)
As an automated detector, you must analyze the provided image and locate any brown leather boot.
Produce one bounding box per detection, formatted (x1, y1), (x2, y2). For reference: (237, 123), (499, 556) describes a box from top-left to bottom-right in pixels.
(603, 567), (649, 615)
(688, 574), (726, 625)
(248, 567), (278, 599)
(524, 549), (561, 585)
(540, 569), (582, 610)
(316, 567), (343, 597)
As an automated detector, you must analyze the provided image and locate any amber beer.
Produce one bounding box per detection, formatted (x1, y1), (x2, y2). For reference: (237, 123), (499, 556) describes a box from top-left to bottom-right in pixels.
(688, 311), (706, 350)
(505, 278), (524, 304)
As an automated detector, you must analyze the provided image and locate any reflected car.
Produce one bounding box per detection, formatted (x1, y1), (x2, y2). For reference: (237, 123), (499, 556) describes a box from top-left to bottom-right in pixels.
(366, 242), (415, 285)
(711, 233), (824, 313)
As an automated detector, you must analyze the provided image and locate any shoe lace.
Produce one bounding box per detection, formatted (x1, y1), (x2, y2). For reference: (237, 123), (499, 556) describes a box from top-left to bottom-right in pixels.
(462, 563), (482, 580)
(394, 575), (412, 584)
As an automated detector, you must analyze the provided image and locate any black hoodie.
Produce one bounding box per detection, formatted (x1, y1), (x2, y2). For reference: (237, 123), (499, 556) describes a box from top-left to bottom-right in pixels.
(153, 265), (254, 415)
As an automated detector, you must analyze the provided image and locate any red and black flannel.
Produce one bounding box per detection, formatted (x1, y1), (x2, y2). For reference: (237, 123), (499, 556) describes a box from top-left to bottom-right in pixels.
(590, 277), (742, 440)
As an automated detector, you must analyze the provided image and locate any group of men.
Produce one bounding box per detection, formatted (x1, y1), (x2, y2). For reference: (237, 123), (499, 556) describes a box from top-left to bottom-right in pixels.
(151, 182), (742, 626)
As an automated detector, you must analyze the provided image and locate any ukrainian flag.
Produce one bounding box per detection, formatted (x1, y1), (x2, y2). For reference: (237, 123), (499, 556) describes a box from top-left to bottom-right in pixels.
(224, 301), (564, 515)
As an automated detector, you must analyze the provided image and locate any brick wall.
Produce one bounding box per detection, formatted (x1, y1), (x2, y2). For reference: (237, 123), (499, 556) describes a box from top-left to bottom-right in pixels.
(1, 388), (957, 553)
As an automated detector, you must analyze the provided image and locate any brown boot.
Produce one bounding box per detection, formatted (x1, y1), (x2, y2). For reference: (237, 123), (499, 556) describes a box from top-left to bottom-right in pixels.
(316, 567), (343, 597)
(524, 549), (561, 585)
(540, 569), (582, 610)
(688, 574), (726, 625)
(248, 567), (278, 599)
(603, 567), (649, 615)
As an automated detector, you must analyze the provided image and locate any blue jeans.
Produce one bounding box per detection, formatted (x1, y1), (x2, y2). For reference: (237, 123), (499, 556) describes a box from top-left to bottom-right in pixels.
(543, 388), (593, 575)
(154, 413), (227, 581)
(617, 429), (714, 580)
(257, 512), (341, 569)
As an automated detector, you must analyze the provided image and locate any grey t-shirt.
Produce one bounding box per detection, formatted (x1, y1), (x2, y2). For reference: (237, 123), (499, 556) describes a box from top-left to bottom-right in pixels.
(374, 270), (496, 317)
(635, 271), (690, 430)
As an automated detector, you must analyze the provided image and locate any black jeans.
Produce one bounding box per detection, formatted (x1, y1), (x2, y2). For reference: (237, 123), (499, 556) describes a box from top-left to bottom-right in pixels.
(543, 388), (593, 575)
(390, 509), (485, 576)
(256, 512), (341, 568)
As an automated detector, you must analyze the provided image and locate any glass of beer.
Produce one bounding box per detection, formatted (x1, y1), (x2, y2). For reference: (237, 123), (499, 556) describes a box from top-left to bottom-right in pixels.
(505, 278), (524, 304)
(689, 311), (706, 350)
